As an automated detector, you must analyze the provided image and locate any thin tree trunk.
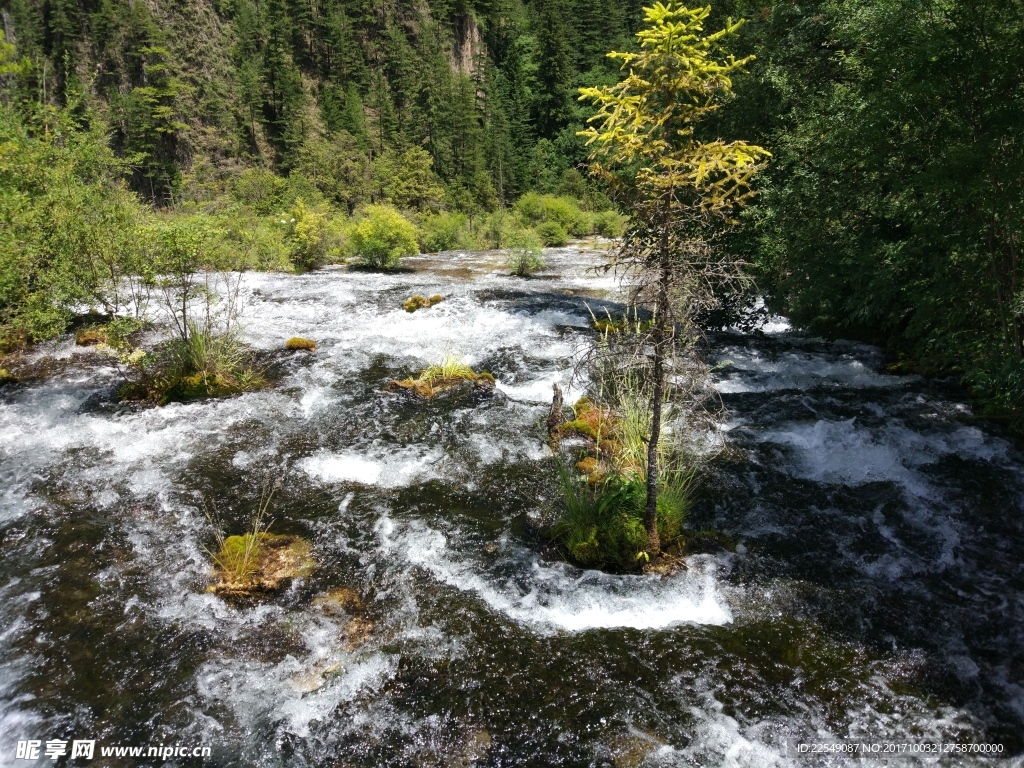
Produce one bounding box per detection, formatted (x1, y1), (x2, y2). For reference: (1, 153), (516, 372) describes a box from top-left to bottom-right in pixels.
(644, 213), (671, 555)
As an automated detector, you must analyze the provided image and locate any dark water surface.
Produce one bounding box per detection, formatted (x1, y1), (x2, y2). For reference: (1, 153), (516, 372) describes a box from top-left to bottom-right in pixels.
(1, 245), (1021, 767)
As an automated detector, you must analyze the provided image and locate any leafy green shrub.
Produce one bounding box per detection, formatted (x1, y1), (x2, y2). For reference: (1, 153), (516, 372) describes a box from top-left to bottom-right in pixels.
(420, 211), (469, 252)
(216, 211), (293, 272)
(593, 210), (627, 238)
(231, 168), (287, 215)
(505, 229), (545, 276)
(549, 466), (690, 571)
(535, 220), (569, 247)
(350, 205), (420, 269)
(514, 193), (589, 235)
(280, 199), (332, 270)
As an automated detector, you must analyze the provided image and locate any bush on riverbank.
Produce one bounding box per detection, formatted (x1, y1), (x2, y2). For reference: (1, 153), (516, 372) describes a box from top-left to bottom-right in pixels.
(350, 204), (421, 269)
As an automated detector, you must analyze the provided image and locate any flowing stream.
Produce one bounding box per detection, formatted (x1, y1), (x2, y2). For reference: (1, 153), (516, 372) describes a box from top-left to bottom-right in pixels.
(1, 244), (1022, 767)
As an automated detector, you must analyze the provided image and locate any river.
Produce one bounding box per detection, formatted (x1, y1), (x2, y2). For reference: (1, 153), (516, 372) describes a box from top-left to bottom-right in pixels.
(0, 244), (1021, 766)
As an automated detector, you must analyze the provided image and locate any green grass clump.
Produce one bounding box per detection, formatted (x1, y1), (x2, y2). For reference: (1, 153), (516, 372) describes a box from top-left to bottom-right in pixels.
(119, 323), (265, 405)
(388, 355), (495, 398)
(285, 337), (317, 351)
(213, 532), (270, 583)
(549, 465), (690, 571)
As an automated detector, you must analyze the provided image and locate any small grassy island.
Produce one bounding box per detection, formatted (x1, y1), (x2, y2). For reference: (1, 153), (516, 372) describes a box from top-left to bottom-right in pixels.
(208, 532), (315, 599)
(387, 357), (495, 399)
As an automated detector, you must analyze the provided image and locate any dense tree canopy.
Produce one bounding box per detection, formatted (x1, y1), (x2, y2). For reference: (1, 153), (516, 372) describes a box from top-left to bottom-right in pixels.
(1, 0), (1023, 418)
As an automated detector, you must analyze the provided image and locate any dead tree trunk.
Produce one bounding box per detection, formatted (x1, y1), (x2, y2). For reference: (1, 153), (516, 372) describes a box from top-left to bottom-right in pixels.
(547, 382), (565, 447)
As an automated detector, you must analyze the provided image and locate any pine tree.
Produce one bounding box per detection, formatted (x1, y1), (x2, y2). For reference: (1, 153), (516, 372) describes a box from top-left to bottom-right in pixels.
(580, 2), (768, 553)
(533, 0), (574, 138)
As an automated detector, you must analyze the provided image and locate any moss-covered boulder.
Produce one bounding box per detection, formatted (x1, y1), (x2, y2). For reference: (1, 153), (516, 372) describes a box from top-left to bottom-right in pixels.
(558, 397), (618, 453)
(285, 337), (317, 351)
(0, 368), (17, 387)
(75, 327), (107, 346)
(159, 373), (246, 404)
(208, 532), (315, 599)
(402, 294), (445, 312)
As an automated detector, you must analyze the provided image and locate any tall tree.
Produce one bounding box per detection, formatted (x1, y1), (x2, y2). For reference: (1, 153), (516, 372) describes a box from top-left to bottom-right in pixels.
(533, 0), (574, 138)
(580, 2), (768, 552)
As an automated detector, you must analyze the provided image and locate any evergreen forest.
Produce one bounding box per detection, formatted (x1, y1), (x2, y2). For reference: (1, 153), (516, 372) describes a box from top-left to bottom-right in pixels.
(1, 0), (1023, 418)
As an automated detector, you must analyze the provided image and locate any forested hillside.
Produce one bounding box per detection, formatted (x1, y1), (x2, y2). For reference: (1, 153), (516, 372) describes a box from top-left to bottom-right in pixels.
(1, 0), (643, 203)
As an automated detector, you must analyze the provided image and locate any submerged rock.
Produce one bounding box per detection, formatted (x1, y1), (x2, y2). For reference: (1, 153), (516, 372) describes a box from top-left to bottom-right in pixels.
(208, 533), (315, 599)
(312, 586), (374, 650)
(287, 659), (345, 693)
(609, 729), (664, 768)
(312, 586), (363, 616)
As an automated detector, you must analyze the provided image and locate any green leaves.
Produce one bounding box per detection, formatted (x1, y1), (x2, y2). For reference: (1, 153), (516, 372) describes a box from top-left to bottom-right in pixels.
(579, 2), (769, 218)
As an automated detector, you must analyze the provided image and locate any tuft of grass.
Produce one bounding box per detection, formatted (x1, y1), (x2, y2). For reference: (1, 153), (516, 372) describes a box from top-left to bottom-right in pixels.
(285, 337), (317, 351)
(118, 322), (265, 405)
(388, 355), (495, 398)
(549, 462), (690, 571)
(205, 482), (275, 586)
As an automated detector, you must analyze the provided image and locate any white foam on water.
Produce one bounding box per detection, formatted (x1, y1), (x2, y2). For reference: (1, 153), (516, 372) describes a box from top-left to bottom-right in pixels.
(300, 445), (443, 488)
(714, 346), (909, 393)
(376, 516), (732, 633)
(759, 418), (1008, 492)
(0, 582), (43, 764)
(196, 650), (398, 740)
(496, 373), (579, 404)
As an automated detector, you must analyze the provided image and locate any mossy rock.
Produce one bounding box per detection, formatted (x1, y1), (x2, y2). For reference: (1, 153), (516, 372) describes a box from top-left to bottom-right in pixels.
(159, 373), (242, 404)
(75, 327), (107, 346)
(0, 368), (17, 387)
(386, 368), (495, 399)
(576, 456), (609, 485)
(402, 294), (445, 312)
(285, 337), (317, 351)
(208, 532), (315, 599)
